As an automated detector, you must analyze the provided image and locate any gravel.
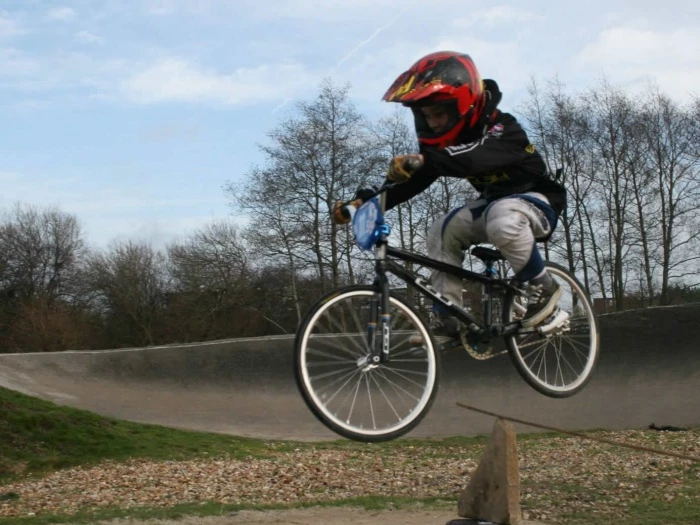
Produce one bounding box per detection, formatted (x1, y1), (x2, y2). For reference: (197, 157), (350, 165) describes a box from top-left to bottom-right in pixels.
(1, 429), (698, 523)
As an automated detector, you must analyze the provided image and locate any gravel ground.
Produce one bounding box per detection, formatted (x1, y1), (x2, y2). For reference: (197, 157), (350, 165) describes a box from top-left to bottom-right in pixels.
(1, 429), (699, 524)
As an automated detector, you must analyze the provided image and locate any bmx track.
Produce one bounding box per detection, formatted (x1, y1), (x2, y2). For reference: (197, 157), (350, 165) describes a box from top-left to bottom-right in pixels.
(0, 304), (698, 441)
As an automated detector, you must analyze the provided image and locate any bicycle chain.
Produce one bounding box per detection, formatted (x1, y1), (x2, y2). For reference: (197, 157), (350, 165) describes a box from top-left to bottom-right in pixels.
(459, 333), (507, 360)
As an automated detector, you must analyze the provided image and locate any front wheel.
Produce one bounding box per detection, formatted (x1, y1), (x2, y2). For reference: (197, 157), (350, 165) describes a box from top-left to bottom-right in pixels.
(503, 262), (600, 398)
(294, 285), (440, 442)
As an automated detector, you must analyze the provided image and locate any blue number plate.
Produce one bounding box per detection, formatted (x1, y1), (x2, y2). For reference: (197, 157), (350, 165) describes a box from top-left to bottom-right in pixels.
(352, 197), (384, 251)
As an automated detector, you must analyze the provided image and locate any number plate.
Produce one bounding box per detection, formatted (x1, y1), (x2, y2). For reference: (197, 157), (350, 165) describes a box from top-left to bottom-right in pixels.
(352, 197), (384, 251)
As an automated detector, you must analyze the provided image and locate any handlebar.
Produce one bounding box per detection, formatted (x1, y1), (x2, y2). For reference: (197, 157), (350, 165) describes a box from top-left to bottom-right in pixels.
(338, 182), (393, 221)
(336, 155), (424, 220)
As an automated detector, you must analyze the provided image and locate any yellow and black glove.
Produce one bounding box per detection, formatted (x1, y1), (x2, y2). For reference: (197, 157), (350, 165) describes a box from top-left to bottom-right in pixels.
(386, 154), (424, 183)
(331, 186), (379, 225)
(331, 199), (362, 225)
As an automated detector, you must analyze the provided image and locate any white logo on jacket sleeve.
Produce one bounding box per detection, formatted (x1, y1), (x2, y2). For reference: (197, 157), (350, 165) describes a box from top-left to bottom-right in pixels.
(445, 139), (485, 155)
(445, 123), (504, 156)
(489, 123), (504, 137)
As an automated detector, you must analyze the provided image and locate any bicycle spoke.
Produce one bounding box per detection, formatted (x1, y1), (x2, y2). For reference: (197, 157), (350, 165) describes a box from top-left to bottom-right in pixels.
(366, 374), (377, 430)
(314, 369), (361, 403)
(318, 310), (367, 355)
(309, 364), (358, 383)
(340, 372), (364, 424)
(382, 365), (431, 390)
(373, 368), (423, 403)
(372, 369), (419, 416)
(306, 345), (361, 362)
(369, 372), (402, 422)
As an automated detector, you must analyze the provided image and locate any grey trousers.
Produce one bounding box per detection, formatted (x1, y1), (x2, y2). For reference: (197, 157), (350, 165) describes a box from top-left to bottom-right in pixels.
(427, 192), (553, 307)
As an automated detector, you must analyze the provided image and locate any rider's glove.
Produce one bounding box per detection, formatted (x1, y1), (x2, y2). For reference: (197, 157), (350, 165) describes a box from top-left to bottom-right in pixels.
(331, 199), (362, 225)
(331, 185), (379, 225)
(386, 154), (424, 183)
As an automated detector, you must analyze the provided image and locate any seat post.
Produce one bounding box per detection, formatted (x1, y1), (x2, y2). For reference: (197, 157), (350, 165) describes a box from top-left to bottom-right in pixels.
(483, 260), (498, 278)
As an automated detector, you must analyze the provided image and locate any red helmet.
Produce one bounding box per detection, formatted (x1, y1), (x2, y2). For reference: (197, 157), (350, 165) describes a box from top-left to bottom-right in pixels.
(382, 51), (485, 148)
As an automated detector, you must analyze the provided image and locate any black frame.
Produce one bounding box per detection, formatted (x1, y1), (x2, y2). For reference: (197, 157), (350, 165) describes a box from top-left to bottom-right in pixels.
(364, 241), (527, 362)
(347, 184), (527, 361)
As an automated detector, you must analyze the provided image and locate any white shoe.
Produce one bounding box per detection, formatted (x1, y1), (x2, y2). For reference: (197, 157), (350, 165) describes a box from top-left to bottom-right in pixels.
(521, 280), (562, 328)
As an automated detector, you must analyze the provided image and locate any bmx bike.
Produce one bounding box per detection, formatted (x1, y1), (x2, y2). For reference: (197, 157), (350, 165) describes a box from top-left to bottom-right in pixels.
(294, 182), (600, 442)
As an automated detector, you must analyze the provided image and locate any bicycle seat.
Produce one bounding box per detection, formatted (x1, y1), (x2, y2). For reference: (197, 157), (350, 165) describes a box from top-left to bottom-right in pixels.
(471, 246), (505, 262)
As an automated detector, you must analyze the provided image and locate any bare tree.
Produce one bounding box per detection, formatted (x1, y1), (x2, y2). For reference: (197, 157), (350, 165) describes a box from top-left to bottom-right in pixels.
(520, 77), (612, 299)
(83, 241), (168, 347)
(226, 79), (382, 301)
(166, 220), (251, 341)
(583, 80), (639, 310)
(0, 204), (91, 352)
(0, 204), (85, 304)
(638, 87), (700, 303)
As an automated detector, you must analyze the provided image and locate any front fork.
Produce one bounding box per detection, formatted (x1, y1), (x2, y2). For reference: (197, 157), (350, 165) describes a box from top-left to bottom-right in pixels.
(366, 248), (391, 364)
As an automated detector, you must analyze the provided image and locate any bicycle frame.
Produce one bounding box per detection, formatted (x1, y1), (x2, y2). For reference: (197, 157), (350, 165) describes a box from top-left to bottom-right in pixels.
(364, 190), (525, 362)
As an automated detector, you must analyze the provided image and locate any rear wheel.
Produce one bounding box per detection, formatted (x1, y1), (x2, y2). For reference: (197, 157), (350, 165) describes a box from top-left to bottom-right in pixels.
(294, 285), (440, 442)
(503, 262), (600, 397)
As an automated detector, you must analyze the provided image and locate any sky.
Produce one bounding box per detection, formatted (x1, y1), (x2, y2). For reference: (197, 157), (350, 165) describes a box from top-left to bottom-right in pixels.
(1, 0), (699, 250)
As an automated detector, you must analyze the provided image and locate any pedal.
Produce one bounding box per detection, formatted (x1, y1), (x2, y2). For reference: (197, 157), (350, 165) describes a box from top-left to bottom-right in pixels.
(537, 308), (571, 335)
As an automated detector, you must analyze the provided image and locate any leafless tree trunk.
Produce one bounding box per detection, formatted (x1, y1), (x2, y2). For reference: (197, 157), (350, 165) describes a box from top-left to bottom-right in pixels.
(226, 79), (381, 300)
(584, 81), (637, 310)
(83, 241), (168, 347)
(639, 88), (700, 304)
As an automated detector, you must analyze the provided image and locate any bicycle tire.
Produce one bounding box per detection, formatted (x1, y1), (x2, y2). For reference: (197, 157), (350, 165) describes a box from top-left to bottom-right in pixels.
(503, 262), (600, 398)
(294, 285), (441, 442)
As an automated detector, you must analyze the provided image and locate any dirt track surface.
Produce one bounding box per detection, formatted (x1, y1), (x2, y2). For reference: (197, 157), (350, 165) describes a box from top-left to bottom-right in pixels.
(100, 508), (545, 525)
(103, 508), (460, 525)
(0, 304), (699, 440)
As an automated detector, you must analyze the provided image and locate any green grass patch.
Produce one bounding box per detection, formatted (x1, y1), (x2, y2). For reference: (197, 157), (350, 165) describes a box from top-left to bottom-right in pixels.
(0, 384), (500, 484)
(0, 386), (274, 482)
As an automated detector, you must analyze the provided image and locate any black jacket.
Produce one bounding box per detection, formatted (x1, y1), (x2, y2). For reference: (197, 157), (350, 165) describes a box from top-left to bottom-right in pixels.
(385, 80), (567, 217)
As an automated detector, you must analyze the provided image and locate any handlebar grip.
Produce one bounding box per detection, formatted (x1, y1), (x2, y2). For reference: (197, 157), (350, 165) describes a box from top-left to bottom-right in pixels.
(403, 155), (424, 173)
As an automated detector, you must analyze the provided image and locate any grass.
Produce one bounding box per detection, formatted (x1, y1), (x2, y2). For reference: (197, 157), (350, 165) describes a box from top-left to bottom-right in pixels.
(0, 385), (278, 481)
(0, 383), (488, 483)
(564, 483), (700, 525)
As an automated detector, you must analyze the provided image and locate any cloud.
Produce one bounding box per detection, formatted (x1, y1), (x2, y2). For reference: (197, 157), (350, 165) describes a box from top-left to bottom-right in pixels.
(0, 47), (39, 78)
(578, 26), (699, 65)
(142, 0), (210, 16)
(329, 12), (403, 74)
(47, 7), (77, 21)
(139, 121), (202, 142)
(124, 214), (244, 251)
(575, 25), (700, 102)
(74, 31), (103, 45)
(0, 49), (130, 98)
(121, 58), (312, 106)
(0, 12), (25, 38)
(0, 46), (135, 103)
(452, 6), (544, 29)
(427, 36), (530, 90)
(0, 171), (20, 182)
